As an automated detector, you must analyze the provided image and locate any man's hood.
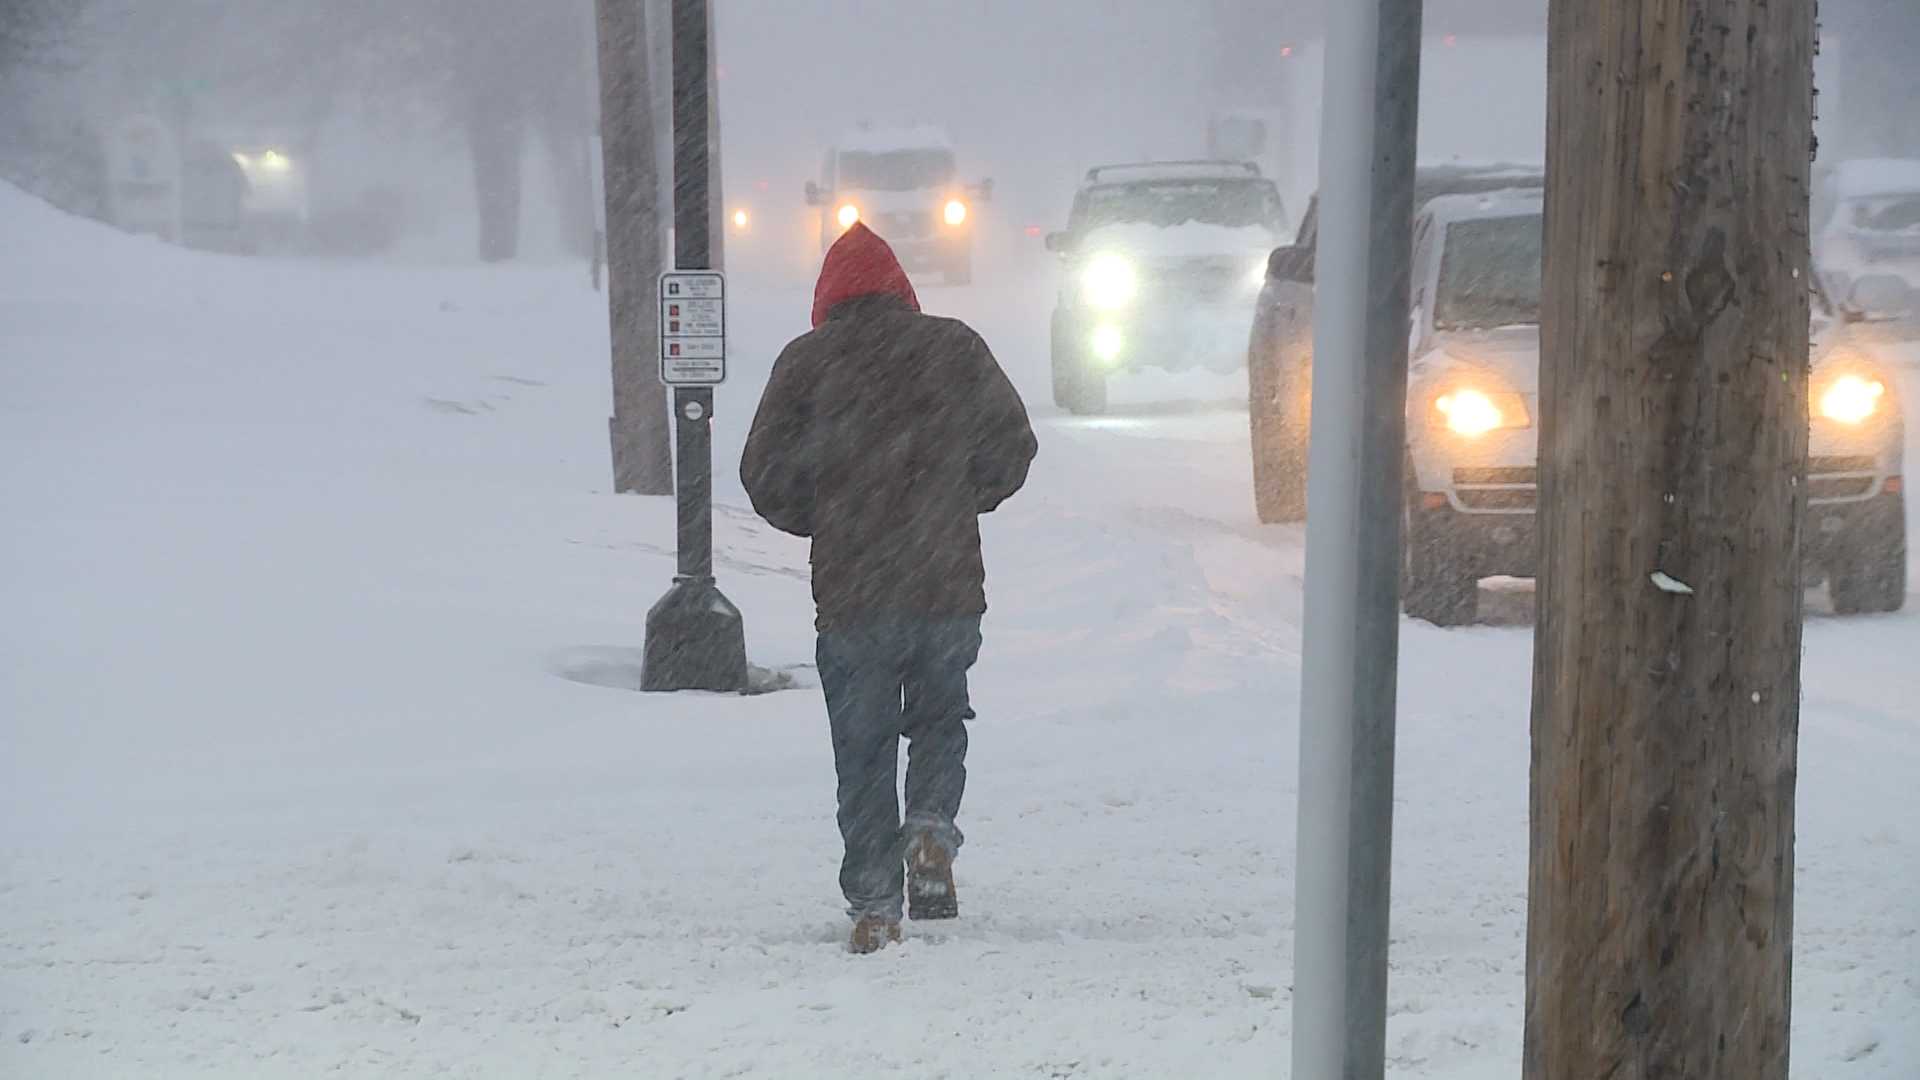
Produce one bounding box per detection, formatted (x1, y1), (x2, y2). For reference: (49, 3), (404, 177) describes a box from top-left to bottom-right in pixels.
(812, 223), (921, 328)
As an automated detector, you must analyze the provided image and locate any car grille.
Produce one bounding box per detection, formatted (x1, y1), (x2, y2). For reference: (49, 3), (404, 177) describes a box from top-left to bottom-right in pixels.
(872, 210), (935, 239)
(1446, 458), (1880, 512)
(1453, 466), (1537, 512)
(1807, 455), (1880, 503)
(1142, 260), (1247, 304)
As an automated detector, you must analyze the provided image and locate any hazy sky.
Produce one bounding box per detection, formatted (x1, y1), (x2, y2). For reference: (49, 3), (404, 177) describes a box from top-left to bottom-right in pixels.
(6, 0), (1911, 262)
(716, 0), (1221, 232)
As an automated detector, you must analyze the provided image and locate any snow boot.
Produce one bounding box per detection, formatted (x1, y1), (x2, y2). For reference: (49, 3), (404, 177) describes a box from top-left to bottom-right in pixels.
(907, 837), (958, 921)
(849, 914), (902, 955)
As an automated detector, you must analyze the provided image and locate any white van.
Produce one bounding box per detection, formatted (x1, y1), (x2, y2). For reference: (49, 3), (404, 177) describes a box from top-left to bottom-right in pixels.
(804, 125), (992, 285)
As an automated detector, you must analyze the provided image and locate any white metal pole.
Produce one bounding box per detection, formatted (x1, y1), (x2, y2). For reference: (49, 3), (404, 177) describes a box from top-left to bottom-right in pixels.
(1292, 0), (1422, 1076)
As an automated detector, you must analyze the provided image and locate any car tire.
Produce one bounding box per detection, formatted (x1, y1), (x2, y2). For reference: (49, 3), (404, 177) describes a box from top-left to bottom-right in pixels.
(1402, 492), (1478, 626)
(1249, 353), (1307, 523)
(1830, 500), (1907, 614)
(1051, 319), (1108, 416)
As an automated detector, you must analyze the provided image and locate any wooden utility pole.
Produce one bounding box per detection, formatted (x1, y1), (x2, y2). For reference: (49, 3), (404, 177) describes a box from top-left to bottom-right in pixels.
(1527, 2), (1814, 1077)
(596, 0), (674, 496)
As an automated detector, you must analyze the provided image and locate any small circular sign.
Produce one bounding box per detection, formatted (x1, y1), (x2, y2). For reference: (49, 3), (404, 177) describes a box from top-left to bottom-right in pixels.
(683, 400), (707, 422)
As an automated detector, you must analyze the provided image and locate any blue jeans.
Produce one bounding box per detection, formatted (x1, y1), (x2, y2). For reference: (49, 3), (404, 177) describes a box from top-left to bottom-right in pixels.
(816, 616), (983, 920)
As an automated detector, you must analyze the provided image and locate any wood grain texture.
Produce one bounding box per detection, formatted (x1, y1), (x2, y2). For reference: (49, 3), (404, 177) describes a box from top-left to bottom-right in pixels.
(1528, 1), (1814, 1077)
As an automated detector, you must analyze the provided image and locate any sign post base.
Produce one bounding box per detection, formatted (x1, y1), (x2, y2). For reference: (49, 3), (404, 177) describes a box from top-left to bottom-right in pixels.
(642, 575), (747, 693)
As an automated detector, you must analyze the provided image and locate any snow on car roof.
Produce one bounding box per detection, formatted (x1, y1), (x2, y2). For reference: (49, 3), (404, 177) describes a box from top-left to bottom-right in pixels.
(835, 125), (954, 153)
(1421, 188), (1543, 226)
(1082, 161), (1263, 187)
(1301, 164), (1542, 211)
(1830, 159), (1920, 200)
(1416, 160), (1545, 178)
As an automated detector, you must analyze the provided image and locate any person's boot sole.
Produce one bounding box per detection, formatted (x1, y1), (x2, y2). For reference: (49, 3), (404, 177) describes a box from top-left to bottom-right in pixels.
(909, 887), (958, 921)
(907, 840), (958, 921)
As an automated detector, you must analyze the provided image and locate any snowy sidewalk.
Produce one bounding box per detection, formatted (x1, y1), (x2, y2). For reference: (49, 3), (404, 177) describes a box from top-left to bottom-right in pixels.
(2, 184), (1915, 1077)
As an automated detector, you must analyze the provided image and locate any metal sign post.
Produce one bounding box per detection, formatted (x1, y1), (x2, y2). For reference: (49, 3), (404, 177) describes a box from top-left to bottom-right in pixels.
(641, 0), (745, 694)
(1292, 0), (1421, 1076)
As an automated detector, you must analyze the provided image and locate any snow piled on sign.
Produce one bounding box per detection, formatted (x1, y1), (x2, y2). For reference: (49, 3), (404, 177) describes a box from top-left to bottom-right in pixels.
(2, 180), (1917, 1077)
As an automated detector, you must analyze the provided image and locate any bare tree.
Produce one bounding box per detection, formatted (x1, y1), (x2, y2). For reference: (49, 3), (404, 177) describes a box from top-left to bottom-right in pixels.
(1527, 1), (1815, 1077)
(0, 0), (91, 80)
(424, 0), (598, 262)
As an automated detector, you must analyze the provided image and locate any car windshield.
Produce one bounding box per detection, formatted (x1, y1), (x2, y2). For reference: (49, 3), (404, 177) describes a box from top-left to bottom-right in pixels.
(1076, 179), (1285, 231)
(1434, 213), (1543, 330)
(1848, 194), (1920, 233)
(838, 149), (956, 191)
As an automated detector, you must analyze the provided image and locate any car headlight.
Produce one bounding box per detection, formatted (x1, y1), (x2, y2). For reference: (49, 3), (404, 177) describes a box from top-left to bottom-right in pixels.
(1433, 386), (1530, 437)
(258, 149), (291, 173)
(1248, 259), (1268, 288)
(837, 204), (860, 229)
(944, 199), (968, 226)
(1081, 253), (1139, 310)
(1817, 372), (1886, 425)
(731, 208), (750, 230)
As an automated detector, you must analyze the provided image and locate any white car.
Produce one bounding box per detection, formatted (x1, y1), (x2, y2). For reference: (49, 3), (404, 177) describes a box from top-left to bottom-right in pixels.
(1401, 191), (1907, 625)
(804, 125), (991, 285)
(1045, 161), (1289, 415)
(1805, 273), (1910, 613)
(1815, 158), (1920, 320)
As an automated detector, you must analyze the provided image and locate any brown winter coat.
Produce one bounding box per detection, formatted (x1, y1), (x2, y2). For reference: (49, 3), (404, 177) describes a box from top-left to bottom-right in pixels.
(740, 228), (1036, 628)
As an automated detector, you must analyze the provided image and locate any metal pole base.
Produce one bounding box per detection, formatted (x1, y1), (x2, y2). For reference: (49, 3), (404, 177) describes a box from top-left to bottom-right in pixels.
(641, 576), (747, 692)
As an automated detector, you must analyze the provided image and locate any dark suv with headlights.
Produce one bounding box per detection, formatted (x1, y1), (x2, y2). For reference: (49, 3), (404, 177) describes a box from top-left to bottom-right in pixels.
(1046, 161), (1288, 415)
(1248, 164), (1546, 521)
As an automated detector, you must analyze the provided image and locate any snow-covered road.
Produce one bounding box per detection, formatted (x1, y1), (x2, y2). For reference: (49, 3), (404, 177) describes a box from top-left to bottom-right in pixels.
(3, 184), (1916, 1077)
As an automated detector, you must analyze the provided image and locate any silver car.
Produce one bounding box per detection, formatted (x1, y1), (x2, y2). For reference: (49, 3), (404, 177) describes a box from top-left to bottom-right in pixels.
(1401, 191), (1907, 624)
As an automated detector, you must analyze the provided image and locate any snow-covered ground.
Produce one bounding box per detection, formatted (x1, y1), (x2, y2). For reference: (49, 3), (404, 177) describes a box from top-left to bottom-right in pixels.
(3, 182), (1916, 1077)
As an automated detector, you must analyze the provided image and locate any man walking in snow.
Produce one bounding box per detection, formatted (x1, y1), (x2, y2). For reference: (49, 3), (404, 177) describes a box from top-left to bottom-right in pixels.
(741, 223), (1037, 954)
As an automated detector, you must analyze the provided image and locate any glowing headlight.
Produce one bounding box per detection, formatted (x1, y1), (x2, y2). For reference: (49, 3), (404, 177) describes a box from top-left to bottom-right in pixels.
(837, 204), (860, 229)
(1090, 324), (1126, 364)
(1818, 373), (1885, 425)
(944, 199), (968, 226)
(1248, 259), (1268, 288)
(1434, 387), (1528, 437)
(1081, 253), (1139, 310)
(732, 209), (750, 230)
(258, 149), (290, 173)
